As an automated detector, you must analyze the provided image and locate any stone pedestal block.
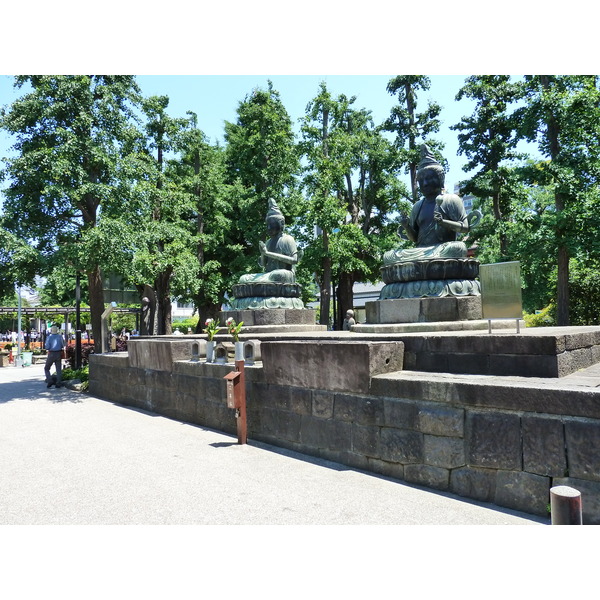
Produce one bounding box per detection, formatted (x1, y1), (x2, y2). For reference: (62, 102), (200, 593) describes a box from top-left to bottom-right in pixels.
(128, 338), (196, 372)
(220, 308), (318, 327)
(261, 340), (404, 393)
(366, 296), (482, 324)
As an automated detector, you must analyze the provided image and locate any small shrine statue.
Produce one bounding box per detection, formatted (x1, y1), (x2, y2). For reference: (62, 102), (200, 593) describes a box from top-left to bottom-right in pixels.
(342, 309), (356, 331)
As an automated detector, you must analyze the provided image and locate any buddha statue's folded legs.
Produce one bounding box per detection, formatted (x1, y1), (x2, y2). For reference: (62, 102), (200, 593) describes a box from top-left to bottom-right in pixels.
(239, 269), (296, 284)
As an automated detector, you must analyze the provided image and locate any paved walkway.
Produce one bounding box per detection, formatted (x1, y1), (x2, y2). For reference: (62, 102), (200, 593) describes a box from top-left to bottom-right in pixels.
(0, 363), (548, 525)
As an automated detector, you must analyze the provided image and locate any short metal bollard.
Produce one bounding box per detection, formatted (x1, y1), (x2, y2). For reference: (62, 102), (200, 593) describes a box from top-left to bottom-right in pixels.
(550, 485), (583, 525)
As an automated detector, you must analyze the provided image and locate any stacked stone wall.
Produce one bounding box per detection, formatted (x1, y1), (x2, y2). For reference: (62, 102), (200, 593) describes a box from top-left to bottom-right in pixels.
(89, 352), (600, 523)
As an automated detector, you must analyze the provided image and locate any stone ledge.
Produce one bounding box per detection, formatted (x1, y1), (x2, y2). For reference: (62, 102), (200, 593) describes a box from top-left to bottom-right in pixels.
(261, 340), (404, 393)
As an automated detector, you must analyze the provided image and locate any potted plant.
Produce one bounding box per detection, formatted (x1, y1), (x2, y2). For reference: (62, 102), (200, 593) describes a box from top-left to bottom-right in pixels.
(226, 317), (244, 361)
(203, 318), (220, 363)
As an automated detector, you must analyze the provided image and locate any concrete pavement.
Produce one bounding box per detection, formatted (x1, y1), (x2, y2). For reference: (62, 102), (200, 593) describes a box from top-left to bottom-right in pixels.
(0, 362), (548, 525)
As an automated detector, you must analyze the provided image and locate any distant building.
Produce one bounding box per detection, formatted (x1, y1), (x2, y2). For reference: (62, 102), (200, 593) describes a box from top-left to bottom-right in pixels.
(454, 184), (476, 214)
(171, 299), (195, 320)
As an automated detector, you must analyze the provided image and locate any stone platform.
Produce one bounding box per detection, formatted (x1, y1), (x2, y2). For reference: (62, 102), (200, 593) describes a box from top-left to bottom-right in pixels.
(129, 325), (600, 379)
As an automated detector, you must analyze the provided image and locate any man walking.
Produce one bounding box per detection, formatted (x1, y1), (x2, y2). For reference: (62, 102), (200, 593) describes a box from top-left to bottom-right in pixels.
(44, 326), (65, 388)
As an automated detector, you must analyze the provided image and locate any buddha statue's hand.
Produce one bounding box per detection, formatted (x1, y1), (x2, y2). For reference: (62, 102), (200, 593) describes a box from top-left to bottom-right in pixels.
(259, 241), (266, 255)
(398, 212), (417, 243)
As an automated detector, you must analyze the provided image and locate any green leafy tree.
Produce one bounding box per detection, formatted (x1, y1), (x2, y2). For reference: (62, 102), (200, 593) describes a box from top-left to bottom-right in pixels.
(223, 81), (303, 281)
(167, 112), (238, 329)
(515, 75), (600, 325)
(0, 75), (142, 351)
(383, 76), (445, 203)
(452, 75), (525, 259)
(130, 95), (194, 335)
(0, 226), (40, 299)
(301, 82), (408, 328)
(299, 82), (349, 325)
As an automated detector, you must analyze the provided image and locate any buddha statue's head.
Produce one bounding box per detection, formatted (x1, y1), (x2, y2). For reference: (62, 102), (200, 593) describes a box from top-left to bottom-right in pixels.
(265, 198), (285, 237)
(416, 144), (445, 198)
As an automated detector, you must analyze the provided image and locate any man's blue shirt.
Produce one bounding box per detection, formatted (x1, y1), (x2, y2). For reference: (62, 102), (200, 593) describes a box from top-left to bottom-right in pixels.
(45, 334), (65, 352)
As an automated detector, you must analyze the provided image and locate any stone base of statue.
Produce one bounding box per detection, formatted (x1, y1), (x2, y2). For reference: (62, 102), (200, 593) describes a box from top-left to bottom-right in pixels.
(379, 258), (481, 300)
(354, 295), (524, 334)
(219, 307), (326, 333)
(229, 282), (305, 310)
(365, 296), (483, 324)
(381, 258), (479, 285)
(360, 256), (484, 330)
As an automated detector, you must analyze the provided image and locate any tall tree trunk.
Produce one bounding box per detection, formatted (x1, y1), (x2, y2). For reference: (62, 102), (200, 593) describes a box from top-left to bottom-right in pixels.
(87, 265), (105, 353)
(557, 245), (570, 326)
(154, 269), (173, 335)
(540, 75), (569, 325)
(195, 302), (222, 333)
(320, 230), (331, 327)
(491, 189), (509, 259)
(405, 82), (419, 203)
(336, 271), (354, 330)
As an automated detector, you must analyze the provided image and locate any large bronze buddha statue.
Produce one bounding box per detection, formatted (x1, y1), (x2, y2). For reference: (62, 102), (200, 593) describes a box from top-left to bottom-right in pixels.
(380, 145), (481, 299)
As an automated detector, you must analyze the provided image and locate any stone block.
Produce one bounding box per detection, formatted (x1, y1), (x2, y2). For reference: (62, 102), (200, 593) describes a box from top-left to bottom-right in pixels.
(418, 403), (465, 437)
(494, 470), (550, 517)
(253, 309), (286, 326)
(556, 347), (593, 377)
(284, 309), (317, 325)
(489, 353), (559, 378)
(424, 435), (466, 469)
(564, 420), (600, 482)
(128, 338), (194, 372)
(299, 416), (352, 451)
(415, 351), (449, 374)
(256, 382), (292, 411)
(379, 299), (421, 324)
(404, 464), (450, 490)
(466, 411), (521, 470)
(522, 416), (567, 477)
(234, 310), (253, 326)
(456, 296), (483, 320)
(383, 398), (420, 430)
(420, 297), (458, 322)
(289, 387), (312, 415)
(552, 476), (600, 525)
(379, 428), (423, 464)
(261, 340), (404, 393)
(366, 458), (405, 481)
(365, 301), (380, 324)
(450, 466), (497, 502)
(333, 394), (384, 426)
(352, 423), (380, 457)
(447, 352), (489, 375)
(312, 390), (334, 419)
(564, 330), (600, 350)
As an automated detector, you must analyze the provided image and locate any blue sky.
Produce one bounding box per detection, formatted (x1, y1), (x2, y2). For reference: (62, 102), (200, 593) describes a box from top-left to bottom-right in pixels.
(0, 74), (487, 193)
